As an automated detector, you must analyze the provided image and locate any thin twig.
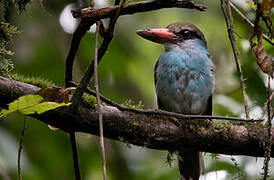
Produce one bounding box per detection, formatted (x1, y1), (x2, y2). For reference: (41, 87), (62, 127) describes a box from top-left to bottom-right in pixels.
(94, 21), (107, 180)
(69, 132), (81, 180)
(79, 86), (262, 122)
(64, 79), (263, 123)
(260, 91), (274, 120)
(220, 0), (250, 119)
(230, 156), (244, 179)
(262, 74), (272, 180)
(18, 116), (27, 180)
(228, 1), (274, 46)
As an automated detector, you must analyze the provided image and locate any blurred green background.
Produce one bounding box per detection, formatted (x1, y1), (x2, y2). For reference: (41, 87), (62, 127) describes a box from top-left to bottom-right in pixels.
(0, 0), (274, 180)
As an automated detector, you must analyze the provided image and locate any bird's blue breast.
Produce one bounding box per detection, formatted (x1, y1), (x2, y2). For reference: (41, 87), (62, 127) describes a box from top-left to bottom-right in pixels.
(155, 40), (215, 114)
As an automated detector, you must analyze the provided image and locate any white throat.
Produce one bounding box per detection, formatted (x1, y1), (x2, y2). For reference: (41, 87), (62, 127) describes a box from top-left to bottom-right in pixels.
(163, 39), (207, 52)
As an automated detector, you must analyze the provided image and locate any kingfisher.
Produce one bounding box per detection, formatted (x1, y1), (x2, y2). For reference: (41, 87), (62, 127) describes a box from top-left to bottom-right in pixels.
(137, 22), (215, 180)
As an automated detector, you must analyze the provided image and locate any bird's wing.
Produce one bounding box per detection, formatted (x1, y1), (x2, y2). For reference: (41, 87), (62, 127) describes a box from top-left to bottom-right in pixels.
(154, 60), (158, 87)
(154, 60), (165, 110)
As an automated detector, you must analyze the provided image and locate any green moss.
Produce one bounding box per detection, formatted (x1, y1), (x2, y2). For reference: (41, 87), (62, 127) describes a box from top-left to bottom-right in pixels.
(122, 99), (144, 109)
(82, 93), (96, 108)
(206, 121), (229, 135)
(222, 120), (233, 129)
(10, 73), (56, 87)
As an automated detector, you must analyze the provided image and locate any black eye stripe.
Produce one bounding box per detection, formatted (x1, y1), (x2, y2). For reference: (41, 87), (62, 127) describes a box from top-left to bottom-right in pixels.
(178, 30), (190, 36)
(175, 30), (202, 41)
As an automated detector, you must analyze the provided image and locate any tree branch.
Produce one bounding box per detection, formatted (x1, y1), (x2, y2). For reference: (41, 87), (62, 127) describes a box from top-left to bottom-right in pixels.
(71, 0), (206, 19)
(1, 76), (274, 157)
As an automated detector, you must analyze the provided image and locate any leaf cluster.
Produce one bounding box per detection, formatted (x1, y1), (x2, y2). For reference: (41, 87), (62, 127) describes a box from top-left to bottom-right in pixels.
(0, 0), (31, 75)
(0, 21), (18, 75)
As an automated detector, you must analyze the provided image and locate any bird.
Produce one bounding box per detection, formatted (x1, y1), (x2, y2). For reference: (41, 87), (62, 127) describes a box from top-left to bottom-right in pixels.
(136, 22), (215, 180)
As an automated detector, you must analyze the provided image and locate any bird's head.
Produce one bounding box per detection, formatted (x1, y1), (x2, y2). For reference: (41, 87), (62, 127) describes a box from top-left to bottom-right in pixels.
(137, 22), (207, 50)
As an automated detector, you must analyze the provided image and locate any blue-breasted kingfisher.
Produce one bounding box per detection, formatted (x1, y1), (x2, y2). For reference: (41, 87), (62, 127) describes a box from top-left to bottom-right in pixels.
(137, 22), (215, 180)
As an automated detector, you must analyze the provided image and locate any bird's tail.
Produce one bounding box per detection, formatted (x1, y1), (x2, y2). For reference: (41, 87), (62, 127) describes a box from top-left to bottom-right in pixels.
(178, 150), (205, 180)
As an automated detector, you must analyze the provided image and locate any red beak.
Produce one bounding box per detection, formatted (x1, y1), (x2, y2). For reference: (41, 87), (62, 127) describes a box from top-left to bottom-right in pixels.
(136, 28), (177, 44)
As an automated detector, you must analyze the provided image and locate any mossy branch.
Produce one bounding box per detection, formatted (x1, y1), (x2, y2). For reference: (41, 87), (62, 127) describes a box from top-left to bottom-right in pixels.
(1, 76), (274, 157)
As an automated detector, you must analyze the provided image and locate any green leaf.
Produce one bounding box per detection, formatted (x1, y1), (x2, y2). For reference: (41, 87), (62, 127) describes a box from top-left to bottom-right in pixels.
(246, 1), (257, 10)
(0, 94), (71, 118)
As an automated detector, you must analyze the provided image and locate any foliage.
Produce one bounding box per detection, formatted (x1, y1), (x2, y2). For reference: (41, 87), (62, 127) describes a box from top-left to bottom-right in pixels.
(0, 22), (19, 75)
(0, 94), (71, 118)
(0, 46), (14, 74)
(0, 1), (22, 75)
(0, 0), (31, 75)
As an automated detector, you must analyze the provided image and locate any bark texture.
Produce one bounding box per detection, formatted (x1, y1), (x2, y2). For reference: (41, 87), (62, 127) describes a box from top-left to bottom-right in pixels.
(0, 76), (273, 157)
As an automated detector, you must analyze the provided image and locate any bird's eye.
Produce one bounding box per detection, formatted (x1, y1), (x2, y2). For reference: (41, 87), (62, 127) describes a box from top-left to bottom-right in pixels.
(178, 30), (191, 39)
